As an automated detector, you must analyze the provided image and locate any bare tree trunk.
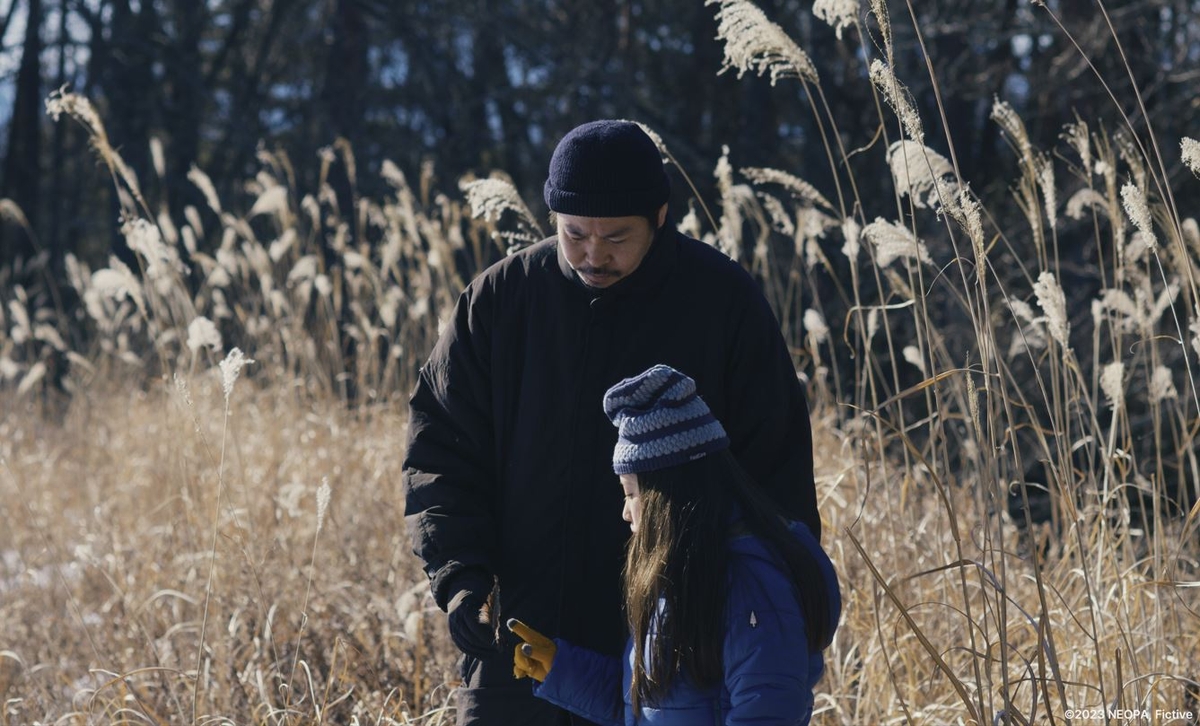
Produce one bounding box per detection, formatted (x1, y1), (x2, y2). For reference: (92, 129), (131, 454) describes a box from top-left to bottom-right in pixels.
(321, 0), (368, 243)
(164, 0), (206, 221)
(472, 0), (522, 177)
(323, 0), (368, 150)
(49, 0), (68, 277)
(2, 0), (45, 264)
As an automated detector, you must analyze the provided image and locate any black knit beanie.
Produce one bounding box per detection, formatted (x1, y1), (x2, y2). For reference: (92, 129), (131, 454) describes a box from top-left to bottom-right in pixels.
(544, 120), (670, 218)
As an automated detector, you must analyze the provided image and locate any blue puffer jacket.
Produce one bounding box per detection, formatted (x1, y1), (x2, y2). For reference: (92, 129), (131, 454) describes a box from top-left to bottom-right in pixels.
(533, 520), (840, 726)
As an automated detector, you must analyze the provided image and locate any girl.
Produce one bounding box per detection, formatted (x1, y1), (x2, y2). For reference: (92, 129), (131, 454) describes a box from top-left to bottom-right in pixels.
(508, 364), (840, 725)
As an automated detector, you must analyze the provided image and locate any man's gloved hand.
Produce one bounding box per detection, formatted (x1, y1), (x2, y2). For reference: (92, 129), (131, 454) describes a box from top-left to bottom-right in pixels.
(507, 618), (556, 682)
(446, 571), (496, 659)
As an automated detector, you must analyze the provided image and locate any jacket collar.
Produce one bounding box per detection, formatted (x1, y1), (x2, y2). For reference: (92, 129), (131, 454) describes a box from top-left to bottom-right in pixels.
(555, 218), (678, 300)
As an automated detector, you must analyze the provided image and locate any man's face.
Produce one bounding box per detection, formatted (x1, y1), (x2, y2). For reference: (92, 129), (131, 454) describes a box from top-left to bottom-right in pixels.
(557, 206), (665, 289)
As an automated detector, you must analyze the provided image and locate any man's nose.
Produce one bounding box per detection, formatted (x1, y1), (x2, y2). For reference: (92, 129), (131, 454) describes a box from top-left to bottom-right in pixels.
(583, 239), (607, 265)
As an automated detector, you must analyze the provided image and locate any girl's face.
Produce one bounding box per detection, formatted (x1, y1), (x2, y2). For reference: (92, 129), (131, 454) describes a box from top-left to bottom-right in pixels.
(620, 473), (642, 533)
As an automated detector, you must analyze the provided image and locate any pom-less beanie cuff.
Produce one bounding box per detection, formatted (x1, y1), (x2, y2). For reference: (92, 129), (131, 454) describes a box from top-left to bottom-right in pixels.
(543, 186), (668, 219)
(611, 425), (730, 475)
(603, 364), (730, 475)
(544, 120), (670, 218)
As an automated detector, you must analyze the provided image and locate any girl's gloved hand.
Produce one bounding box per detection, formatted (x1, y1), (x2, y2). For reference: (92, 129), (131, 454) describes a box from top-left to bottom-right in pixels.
(507, 618), (556, 682)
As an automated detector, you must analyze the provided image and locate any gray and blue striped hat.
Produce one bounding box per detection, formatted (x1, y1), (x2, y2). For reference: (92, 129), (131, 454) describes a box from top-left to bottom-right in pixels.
(602, 364), (730, 475)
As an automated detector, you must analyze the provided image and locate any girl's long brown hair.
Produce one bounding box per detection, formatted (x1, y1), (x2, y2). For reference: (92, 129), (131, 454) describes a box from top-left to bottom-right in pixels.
(622, 449), (835, 711)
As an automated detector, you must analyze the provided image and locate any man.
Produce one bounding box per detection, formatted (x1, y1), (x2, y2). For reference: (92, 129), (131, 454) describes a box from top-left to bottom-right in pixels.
(403, 120), (820, 725)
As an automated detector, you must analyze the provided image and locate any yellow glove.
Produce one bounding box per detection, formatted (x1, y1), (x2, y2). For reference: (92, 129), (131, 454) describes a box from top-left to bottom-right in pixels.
(507, 618), (556, 683)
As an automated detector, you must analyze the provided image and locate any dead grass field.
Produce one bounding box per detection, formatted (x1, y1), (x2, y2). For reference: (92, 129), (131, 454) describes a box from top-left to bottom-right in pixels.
(2, 380), (1198, 724)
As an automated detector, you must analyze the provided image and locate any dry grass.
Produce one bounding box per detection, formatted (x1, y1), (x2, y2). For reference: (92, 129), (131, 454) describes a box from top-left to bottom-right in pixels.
(1, 382), (460, 724)
(813, 414), (1200, 724)
(3, 1), (1200, 723)
(3, 388), (1194, 724)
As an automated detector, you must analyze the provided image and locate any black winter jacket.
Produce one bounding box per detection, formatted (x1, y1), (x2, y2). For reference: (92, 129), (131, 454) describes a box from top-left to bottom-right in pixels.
(403, 223), (818, 663)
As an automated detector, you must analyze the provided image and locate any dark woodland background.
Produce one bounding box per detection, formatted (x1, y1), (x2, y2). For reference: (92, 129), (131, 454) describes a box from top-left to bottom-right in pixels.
(0, 0), (1197, 277)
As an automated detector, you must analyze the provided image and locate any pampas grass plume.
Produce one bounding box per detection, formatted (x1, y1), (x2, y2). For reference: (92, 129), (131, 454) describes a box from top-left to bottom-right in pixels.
(248, 186), (290, 220)
(1190, 309), (1200, 359)
(1100, 361), (1125, 411)
(841, 218), (861, 262)
(1182, 137), (1200, 176)
(150, 137), (166, 179)
(804, 308), (830, 345)
(44, 90), (106, 142)
(863, 218), (931, 267)
(991, 99), (1033, 166)
(902, 345), (925, 374)
(707, 0), (819, 85)
(740, 167), (835, 213)
(868, 0), (891, 53)
(1064, 120), (1092, 176)
(1120, 183), (1157, 250)
(187, 316), (222, 354)
(188, 165), (223, 214)
(316, 478), (331, 532)
(1033, 271), (1070, 348)
(887, 141), (953, 209)
(966, 370), (980, 431)
(1066, 189), (1109, 221)
(16, 361), (46, 396)
(173, 372), (194, 408)
(814, 0), (859, 40)
(219, 347), (255, 403)
(870, 61), (924, 143)
(954, 188), (985, 263)
(1149, 365), (1177, 403)
(460, 175), (544, 242)
(1037, 155), (1057, 231)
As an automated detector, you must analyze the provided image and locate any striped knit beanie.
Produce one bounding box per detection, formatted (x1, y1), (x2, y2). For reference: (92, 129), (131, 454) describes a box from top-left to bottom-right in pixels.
(603, 365), (730, 475)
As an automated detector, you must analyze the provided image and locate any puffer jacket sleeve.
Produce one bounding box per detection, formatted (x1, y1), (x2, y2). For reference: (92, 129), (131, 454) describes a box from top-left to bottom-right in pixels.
(723, 275), (820, 540)
(402, 278), (499, 610)
(532, 639), (626, 726)
(723, 567), (818, 725)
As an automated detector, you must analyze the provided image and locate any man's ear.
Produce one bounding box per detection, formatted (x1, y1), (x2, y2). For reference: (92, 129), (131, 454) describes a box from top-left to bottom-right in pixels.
(655, 204), (667, 229)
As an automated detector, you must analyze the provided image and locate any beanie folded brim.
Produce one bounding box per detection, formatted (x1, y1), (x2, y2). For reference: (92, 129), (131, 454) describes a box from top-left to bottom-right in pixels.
(545, 183), (669, 218)
(612, 432), (731, 475)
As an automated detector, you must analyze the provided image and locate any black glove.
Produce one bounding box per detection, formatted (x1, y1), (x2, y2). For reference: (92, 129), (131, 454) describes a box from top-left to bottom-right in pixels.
(446, 570), (496, 658)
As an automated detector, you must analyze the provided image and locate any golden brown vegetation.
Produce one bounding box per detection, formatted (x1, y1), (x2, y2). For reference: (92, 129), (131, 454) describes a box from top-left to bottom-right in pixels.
(2, 0), (1200, 723)
(2, 382), (461, 724)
